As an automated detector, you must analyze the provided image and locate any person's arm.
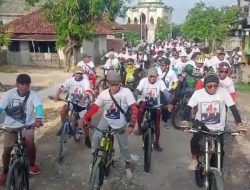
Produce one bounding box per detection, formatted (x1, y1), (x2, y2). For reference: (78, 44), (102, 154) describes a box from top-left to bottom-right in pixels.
(32, 92), (44, 126)
(229, 105), (242, 124)
(83, 103), (100, 121)
(0, 91), (10, 114)
(195, 79), (204, 90)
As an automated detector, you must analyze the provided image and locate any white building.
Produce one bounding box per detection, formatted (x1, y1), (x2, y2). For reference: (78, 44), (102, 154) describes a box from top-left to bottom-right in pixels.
(126, 0), (173, 43)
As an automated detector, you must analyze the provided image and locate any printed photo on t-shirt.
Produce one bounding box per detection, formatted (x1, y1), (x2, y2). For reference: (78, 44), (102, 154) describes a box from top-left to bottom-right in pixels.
(201, 101), (220, 124)
(12, 99), (22, 107)
(105, 99), (121, 120)
(70, 85), (84, 103)
(146, 88), (158, 106)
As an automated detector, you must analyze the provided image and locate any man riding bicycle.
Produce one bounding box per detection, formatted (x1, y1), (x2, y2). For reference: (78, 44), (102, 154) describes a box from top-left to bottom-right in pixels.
(0, 74), (43, 186)
(80, 71), (138, 180)
(180, 73), (247, 170)
(53, 67), (92, 148)
(134, 68), (172, 151)
(77, 54), (96, 89)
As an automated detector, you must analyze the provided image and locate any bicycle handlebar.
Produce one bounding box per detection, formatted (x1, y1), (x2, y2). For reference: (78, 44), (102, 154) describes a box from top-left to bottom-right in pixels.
(86, 125), (118, 135)
(188, 128), (240, 136)
(48, 95), (88, 109)
(0, 124), (34, 133)
(145, 104), (167, 110)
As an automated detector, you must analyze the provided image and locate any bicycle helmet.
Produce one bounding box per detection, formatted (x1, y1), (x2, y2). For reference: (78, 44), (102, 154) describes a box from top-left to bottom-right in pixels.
(195, 55), (205, 64)
(74, 66), (84, 74)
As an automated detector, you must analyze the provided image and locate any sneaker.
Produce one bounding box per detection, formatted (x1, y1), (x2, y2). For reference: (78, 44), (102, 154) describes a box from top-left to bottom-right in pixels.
(125, 163), (133, 180)
(0, 173), (7, 186)
(85, 136), (91, 148)
(188, 160), (198, 171)
(29, 165), (41, 175)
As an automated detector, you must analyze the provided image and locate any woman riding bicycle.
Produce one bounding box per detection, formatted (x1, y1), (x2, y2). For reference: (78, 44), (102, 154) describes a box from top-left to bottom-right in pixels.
(180, 73), (247, 170)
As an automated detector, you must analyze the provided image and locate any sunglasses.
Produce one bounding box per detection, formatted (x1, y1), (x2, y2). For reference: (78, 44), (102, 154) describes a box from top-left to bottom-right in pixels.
(127, 63), (133, 65)
(219, 71), (228, 73)
(206, 83), (219, 89)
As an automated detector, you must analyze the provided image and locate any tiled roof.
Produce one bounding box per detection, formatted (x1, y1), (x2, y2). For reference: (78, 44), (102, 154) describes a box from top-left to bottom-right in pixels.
(3, 11), (56, 34)
(1, 11), (117, 40)
(0, 0), (46, 16)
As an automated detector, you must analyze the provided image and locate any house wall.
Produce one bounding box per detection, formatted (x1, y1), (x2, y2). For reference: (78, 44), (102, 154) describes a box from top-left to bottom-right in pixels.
(6, 42), (60, 67)
(81, 36), (108, 64)
(221, 37), (241, 52)
(0, 50), (7, 65)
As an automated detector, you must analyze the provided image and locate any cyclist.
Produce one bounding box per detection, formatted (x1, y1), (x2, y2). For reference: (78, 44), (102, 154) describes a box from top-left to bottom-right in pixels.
(134, 68), (172, 151)
(80, 71), (138, 180)
(123, 58), (140, 91)
(135, 47), (148, 70)
(180, 73), (247, 170)
(184, 55), (206, 90)
(157, 57), (178, 92)
(104, 51), (120, 72)
(208, 49), (230, 73)
(0, 74), (43, 186)
(53, 67), (92, 148)
(77, 54), (96, 89)
(218, 62), (236, 101)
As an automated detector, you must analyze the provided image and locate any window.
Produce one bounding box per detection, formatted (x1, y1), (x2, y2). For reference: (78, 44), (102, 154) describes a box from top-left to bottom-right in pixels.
(8, 41), (20, 52)
(134, 17), (138, 24)
(28, 41), (57, 53)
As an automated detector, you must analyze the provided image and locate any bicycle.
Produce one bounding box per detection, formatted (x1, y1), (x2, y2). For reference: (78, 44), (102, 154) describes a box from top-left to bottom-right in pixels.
(0, 82), (7, 92)
(87, 125), (118, 190)
(171, 85), (193, 130)
(141, 103), (165, 173)
(0, 125), (34, 190)
(188, 122), (240, 190)
(48, 96), (88, 163)
(96, 68), (115, 94)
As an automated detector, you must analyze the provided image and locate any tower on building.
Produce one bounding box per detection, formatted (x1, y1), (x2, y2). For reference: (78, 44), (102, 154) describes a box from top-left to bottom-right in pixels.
(126, 0), (173, 43)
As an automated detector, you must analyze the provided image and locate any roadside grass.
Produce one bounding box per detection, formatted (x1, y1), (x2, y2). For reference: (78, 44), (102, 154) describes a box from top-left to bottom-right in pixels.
(236, 83), (250, 93)
(0, 65), (18, 73)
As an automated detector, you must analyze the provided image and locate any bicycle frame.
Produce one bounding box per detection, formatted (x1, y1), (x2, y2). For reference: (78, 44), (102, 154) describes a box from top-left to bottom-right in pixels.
(204, 136), (222, 188)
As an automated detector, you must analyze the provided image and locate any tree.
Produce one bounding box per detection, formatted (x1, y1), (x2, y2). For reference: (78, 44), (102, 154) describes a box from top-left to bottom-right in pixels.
(123, 31), (140, 47)
(24, 0), (129, 71)
(181, 2), (240, 50)
(0, 33), (10, 50)
(155, 17), (170, 41)
(172, 24), (182, 39)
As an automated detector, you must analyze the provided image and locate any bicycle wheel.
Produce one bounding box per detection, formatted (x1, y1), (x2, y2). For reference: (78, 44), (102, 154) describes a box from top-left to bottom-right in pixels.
(208, 168), (224, 190)
(89, 157), (104, 190)
(6, 159), (29, 190)
(104, 147), (114, 177)
(97, 79), (108, 94)
(59, 122), (69, 163)
(195, 162), (205, 187)
(144, 126), (153, 173)
(171, 103), (182, 130)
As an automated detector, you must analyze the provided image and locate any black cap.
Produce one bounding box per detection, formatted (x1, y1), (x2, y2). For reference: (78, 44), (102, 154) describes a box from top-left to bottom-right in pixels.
(204, 73), (219, 86)
(16, 74), (31, 84)
(126, 58), (134, 63)
(158, 58), (170, 65)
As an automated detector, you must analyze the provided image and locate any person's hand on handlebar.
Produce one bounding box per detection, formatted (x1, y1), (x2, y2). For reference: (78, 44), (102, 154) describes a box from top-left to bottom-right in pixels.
(180, 120), (190, 132)
(126, 123), (134, 135)
(237, 123), (247, 135)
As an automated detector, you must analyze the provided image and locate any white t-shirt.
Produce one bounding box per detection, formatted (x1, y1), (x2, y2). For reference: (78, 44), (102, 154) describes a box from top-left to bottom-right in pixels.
(136, 78), (167, 106)
(77, 61), (95, 74)
(0, 89), (42, 128)
(207, 56), (230, 73)
(104, 58), (119, 69)
(157, 68), (178, 91)
(188, 88), (235, 131)
(95, 87), (136, 129)
(174, 60), (188, 74)
(170, 57), (179, 68)
(219, 76), (235, 94)
(60, 77), (91, 107)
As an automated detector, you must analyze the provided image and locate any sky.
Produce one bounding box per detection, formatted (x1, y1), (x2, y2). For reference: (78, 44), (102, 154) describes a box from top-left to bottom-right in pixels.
(126, 0), (237, 24)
